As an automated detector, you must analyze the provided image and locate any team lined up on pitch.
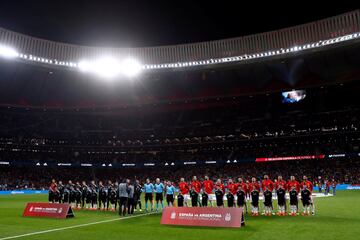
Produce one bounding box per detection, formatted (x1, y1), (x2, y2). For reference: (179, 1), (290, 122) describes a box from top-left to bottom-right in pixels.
(48, 174), (318, 216)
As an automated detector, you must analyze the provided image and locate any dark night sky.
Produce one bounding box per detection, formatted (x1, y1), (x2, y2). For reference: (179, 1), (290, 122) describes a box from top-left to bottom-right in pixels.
(0, 0), (358, 47)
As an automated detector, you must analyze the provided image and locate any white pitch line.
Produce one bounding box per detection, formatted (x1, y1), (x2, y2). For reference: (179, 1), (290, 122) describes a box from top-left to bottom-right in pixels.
(0, 212), (157, 240)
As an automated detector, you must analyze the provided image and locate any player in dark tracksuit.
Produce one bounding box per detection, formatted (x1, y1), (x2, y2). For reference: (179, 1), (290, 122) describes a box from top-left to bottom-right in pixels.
(90, 181), (98, 209)
(133, 180), (142, 212)
(85, 184), (93, 209)
(107, 181), (118, 211)
(68, 181), (77, 208)
(81, 181), (88, 208)
(98, 181), (108, 210)
(75, 182), (82, 209)
(63, 181), (72, 204)
(57, 181), (64, 203)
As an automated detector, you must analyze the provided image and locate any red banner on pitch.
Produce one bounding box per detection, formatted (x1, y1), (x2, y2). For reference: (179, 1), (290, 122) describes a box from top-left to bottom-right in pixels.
(23, 202), (74, 219)
(161, 207), (243, 228)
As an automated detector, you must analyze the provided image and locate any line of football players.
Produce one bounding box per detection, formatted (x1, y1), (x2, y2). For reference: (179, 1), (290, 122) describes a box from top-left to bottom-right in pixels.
(48, 179), (142, 211)
(176, 175), (315, 216)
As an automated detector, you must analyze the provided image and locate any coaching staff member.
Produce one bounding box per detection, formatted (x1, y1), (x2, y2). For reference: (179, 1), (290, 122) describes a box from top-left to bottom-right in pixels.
(118, 179), (130, 216)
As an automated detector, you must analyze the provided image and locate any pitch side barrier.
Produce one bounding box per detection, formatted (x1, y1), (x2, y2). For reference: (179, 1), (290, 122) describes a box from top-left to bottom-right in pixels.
(1, 153), (359, 169)
(0, 190), (48, 195)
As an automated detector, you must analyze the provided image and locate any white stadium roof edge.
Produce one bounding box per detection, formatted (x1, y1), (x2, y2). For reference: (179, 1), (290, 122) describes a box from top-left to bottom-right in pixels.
(0, 10), (359, 78)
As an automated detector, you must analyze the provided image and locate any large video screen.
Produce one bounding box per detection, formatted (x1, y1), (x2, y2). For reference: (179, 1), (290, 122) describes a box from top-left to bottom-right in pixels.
(282, 90), (306, 103)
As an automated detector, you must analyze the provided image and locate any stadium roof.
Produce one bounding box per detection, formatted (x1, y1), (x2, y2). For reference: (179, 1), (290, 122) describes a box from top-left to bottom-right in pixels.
(0, 9), (359, 109)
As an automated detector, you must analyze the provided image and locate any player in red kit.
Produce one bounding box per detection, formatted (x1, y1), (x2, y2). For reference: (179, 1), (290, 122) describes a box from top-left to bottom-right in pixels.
(275, 176), (287, 215)
(287, 175), (300, 215)
(202, 176), (214, 206)
(261, 175), (274, 215)
(191, 176), (201, 206)
(226, 178), (237, 207)
(275, 176), (287, 190)
(301, 175), (315, 215)
(178, 177), (190, 206)
(287, 176), (301, 193)
(49, 179), (58, 203)
(215, 179), (225, 207)
(237, 178), (248, 213)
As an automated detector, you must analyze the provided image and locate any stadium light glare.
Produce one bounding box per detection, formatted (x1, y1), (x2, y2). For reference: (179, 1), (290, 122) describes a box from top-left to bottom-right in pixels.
(0, 45), (19, 58)
(119, 58), (142, 77)
(78, 57), (141, 78)
(92, 57), (121, 78)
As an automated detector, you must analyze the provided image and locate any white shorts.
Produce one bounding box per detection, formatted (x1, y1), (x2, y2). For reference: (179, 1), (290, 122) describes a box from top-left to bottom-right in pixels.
(208, 194), (216, 201)
(183, 194), (191, 202)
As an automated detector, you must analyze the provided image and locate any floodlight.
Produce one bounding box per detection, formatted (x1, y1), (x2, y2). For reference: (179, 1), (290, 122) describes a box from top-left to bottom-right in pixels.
(0, 45), (18, 58)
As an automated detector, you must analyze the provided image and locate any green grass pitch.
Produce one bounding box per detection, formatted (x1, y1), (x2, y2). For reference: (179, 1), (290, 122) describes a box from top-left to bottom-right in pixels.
(0, 191), (359, 240)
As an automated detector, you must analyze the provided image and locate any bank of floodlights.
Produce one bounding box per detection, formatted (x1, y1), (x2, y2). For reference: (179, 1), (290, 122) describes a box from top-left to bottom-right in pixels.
(0, 32), (359, 78)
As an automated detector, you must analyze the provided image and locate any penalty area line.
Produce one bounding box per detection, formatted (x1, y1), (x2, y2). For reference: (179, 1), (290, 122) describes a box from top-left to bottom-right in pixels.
(0, 212), (157, 240)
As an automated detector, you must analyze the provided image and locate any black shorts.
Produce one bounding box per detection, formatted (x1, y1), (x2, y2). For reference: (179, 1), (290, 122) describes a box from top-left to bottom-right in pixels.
(216, 194), (224, 207)
(302, 198), (311, 206)
(278, 196), (286, 206)
(156, 193), (163, 201)
(48, 192), (54, 202)
(119, 197), (128, 207)
(201, 193), (208, 207)
(166, 194), (174, 203)
(251, 198), (259, 207)
(290, 196), (298, 205)
(227, 194), (234, 207)
(264, 200), (272, 207)
(177, 194), (184, 207)
(145, 193), (153, 202)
